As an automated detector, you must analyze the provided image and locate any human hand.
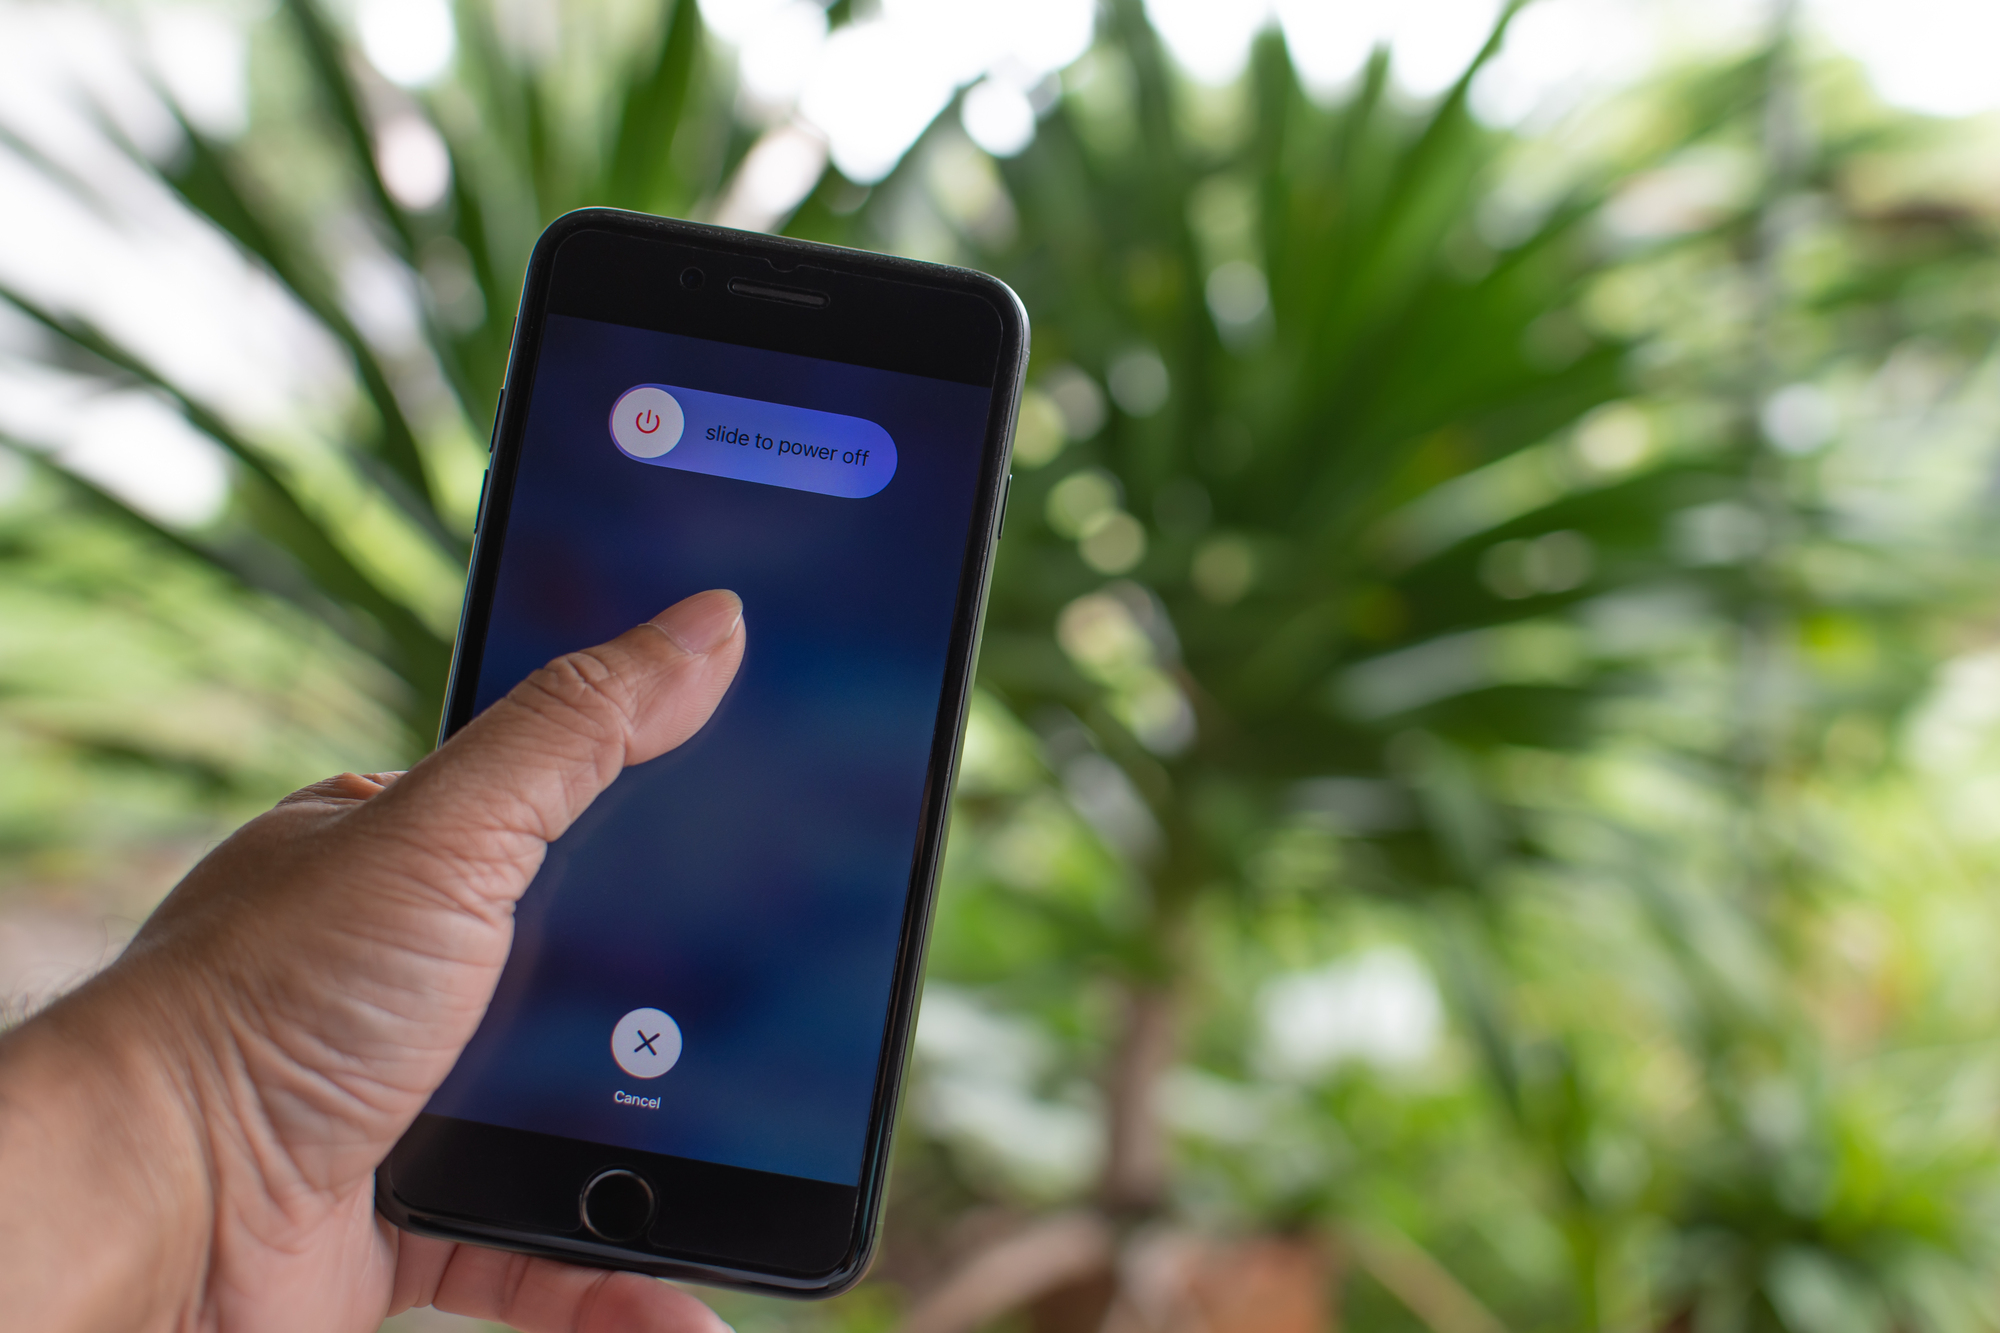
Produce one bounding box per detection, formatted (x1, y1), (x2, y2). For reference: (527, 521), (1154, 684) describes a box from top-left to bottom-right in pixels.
(0, 590), (746, 1333)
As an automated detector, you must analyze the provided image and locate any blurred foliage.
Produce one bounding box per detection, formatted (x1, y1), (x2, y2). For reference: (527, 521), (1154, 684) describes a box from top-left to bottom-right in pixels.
(9, 2), (2000, 1332)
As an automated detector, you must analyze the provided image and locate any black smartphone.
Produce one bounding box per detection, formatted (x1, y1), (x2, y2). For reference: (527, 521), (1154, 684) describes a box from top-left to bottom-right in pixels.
(375, 209), (1026, 1296)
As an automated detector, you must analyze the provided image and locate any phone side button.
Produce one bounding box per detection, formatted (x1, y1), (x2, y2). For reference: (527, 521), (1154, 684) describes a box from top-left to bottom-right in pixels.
(998, 473), (1012, 536)
(580, 1168), (655, 1243)
(472, 471), (490, 535)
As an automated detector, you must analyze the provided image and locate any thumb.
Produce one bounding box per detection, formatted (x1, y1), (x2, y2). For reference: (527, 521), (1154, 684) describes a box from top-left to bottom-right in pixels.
(361, 588), (745, 890)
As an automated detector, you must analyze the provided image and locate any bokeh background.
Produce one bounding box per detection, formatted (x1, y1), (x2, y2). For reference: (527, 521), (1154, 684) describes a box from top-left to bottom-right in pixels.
(7, 0), (2000, 1330)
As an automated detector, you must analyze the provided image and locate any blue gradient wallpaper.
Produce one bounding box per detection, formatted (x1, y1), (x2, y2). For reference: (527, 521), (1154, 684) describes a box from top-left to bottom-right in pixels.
(423, 313), (991, 1186)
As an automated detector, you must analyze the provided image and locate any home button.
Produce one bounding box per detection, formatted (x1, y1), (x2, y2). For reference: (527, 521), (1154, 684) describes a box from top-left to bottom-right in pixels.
(579, 1168), (655, 1243)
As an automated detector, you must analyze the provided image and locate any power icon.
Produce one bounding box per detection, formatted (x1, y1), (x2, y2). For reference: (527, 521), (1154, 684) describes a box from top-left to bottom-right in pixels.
(609, 387), (684, 459)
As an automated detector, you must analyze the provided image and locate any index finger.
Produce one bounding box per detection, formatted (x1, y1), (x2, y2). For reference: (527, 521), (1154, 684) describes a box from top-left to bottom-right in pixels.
(398, 1235), (733, 1333)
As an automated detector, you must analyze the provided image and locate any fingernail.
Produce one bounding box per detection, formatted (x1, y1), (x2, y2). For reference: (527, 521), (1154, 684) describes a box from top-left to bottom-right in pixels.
(651, 589), (742, 655)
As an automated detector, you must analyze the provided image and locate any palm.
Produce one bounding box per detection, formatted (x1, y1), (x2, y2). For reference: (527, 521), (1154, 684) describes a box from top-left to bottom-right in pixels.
(53, 607), (745, 1332)
(117, 778), (498, 1330)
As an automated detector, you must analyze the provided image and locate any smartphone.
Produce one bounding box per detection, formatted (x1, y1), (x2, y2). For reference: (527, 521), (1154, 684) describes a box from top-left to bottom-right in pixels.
(375, 209), (1026, 1296)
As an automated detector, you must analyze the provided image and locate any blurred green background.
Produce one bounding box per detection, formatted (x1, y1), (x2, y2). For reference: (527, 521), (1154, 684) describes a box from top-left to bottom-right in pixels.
(6, 0), (2000, 1330)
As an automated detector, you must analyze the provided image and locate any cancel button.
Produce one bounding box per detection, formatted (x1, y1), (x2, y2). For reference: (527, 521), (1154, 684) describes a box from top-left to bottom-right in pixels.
(614, 1089), (661, 1110)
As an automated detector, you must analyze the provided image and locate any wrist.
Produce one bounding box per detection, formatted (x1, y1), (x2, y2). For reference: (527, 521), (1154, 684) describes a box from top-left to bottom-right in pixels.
(0, 974), (214, 1332)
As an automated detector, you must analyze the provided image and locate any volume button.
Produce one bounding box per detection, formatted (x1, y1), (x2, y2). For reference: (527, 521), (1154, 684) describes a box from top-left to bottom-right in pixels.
(473, 471), (491, 534)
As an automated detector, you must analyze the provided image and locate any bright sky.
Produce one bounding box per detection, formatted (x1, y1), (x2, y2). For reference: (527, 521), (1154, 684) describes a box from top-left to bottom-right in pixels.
(0, 0), (1995, 525)
(358, 0), (2000, 189)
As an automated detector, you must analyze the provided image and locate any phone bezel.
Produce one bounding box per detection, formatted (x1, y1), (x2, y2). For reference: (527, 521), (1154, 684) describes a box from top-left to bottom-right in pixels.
(374, 208), (1027, 1297)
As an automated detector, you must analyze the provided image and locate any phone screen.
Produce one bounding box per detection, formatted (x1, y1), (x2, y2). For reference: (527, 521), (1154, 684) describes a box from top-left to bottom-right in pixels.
(422, 308), (993, 1188)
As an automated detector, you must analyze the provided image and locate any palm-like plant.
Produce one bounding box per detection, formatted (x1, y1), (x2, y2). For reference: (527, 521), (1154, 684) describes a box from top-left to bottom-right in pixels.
(2, 0), (727, 753)
(816, 3), (1679, 1323)
(798, 10), (2000, 1333)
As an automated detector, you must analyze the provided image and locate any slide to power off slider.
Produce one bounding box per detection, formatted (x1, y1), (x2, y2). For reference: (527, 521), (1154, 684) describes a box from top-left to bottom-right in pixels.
(609, 383), (898, 499)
